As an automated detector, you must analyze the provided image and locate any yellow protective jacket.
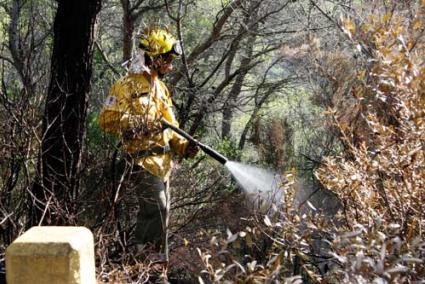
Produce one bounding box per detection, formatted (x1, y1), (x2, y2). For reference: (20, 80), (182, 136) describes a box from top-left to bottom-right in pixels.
(98, 72), (188, 180)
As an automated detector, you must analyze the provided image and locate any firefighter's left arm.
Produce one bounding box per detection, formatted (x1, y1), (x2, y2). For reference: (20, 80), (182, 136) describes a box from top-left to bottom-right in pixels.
(160, 84), (197, 158)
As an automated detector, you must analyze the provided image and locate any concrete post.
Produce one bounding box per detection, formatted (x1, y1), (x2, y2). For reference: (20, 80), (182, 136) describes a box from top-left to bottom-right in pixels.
(6, 226), (95, 284)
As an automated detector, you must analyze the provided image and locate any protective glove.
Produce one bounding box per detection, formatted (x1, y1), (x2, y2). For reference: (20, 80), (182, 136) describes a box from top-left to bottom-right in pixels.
(184, 140), (199, 159)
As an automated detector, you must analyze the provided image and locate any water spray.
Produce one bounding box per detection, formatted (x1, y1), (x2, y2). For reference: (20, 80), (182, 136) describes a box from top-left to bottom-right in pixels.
(161, 118), (228, 165)
(162, 119), (282, 207)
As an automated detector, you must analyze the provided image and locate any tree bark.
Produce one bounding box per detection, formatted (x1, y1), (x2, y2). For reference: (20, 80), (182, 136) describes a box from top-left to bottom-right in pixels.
(221, 45), (254, 139)
(31, 0), (101, 225)
(122, 0), (134, 61)
(221, 22), (257, 139)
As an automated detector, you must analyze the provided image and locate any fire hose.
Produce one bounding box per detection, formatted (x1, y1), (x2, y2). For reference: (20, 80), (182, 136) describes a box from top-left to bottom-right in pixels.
(161, 118), (228, 165)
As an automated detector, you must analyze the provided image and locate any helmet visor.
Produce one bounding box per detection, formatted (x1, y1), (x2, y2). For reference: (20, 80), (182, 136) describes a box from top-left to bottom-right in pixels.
(172, 41), (182, 56)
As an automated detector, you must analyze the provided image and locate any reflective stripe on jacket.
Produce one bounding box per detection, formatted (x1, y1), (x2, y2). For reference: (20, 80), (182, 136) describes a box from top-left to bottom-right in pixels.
(98, 73), (188, 179)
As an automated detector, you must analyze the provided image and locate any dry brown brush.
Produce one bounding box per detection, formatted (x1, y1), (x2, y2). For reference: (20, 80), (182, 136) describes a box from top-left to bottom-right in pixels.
(315, 4), (425, 282)
(195, 2), (425, 283)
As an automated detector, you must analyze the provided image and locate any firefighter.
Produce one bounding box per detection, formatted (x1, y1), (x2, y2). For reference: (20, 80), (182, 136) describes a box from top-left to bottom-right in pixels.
(98, 28), (198, 262)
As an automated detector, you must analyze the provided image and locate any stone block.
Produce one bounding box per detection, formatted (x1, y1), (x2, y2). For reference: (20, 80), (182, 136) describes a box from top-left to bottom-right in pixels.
(6, 226), (95, 284)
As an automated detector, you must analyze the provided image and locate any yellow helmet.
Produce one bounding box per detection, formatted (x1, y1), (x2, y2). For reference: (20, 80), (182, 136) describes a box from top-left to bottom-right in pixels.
(139, 28), (182, 58)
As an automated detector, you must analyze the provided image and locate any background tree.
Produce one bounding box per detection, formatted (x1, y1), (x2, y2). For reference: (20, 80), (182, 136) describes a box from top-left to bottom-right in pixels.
(121, 0), (169, 61)
(0, 0), (53, 244)
(31, 0), (102, 225)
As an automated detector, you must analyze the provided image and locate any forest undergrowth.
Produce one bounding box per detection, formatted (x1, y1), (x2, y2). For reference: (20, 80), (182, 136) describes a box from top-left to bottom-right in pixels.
(98, 4), (424, 283)
(0, 1), (424, 283)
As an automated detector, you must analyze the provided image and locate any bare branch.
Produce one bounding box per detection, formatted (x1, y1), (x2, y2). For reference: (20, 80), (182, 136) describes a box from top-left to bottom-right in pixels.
(94, 41), (123, 77)
(170, 0), (242, 86)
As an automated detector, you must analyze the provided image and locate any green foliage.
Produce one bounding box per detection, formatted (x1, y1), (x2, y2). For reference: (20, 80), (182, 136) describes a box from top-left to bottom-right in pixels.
(183, 0), (221, 49)
(86, 112), (117, 152)
(0, 7), (10, 44)
(214, 138), (241, 161)
(235, 87), (339, 178)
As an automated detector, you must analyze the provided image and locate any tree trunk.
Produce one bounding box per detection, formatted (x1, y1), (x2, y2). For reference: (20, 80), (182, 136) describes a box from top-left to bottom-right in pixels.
(221, 71), (246, 139)
(122, 0), (134, 62)
(31, 0), (101, 225)
(220, 2), (258, 139)
(221, 36), (255, 139)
